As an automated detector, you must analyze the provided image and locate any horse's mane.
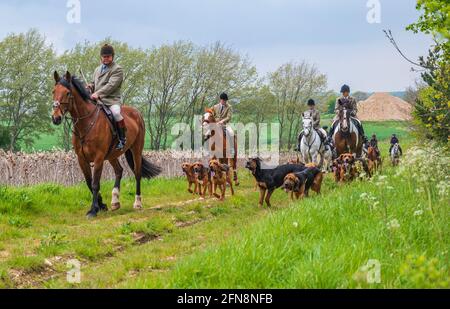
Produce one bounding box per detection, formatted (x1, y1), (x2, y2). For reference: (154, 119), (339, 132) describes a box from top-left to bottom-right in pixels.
(70, 76), (91, 101)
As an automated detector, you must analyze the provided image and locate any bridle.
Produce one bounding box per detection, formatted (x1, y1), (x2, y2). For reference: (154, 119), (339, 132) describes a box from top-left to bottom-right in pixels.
(339, 108), (350, 132)
(53, 78), (101, 143)
(302, 117), (318, 162)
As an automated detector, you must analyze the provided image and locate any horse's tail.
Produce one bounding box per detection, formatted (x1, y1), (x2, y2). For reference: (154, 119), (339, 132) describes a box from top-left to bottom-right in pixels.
(125, 150), (162, 179)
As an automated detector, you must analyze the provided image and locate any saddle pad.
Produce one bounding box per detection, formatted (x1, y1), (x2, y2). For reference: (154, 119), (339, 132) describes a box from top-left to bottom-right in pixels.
(99, 104), (117, 136)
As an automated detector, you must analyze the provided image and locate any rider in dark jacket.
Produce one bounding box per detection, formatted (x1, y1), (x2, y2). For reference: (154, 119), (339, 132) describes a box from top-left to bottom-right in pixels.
(327, 84), (368, 147)
(369, 134), (380, 156)
(389, 134), (403, 155)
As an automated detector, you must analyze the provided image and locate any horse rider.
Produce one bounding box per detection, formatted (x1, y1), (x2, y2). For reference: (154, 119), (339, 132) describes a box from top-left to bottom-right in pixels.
(327, 84), (368, 147)
(389, 134), (403, 156)
(87, 44), (126, 150)
(296, 99), (327, 151)
(368, 134), (380, 157)
(212, 92), (235, 156)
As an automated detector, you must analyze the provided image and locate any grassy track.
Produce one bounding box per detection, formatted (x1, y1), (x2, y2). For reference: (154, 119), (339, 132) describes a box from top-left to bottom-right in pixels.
(1, 123), (448, 288)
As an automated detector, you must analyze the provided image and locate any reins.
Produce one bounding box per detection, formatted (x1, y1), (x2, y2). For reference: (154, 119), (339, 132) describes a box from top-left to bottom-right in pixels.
(58, 81), (102, 144)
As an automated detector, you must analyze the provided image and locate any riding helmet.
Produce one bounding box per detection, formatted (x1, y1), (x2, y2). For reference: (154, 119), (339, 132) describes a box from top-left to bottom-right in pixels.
(340, 84), (350, 93)
(101, 44), (115, 57)
(220, 92), (229, 101)
(307, 99), (315, 106)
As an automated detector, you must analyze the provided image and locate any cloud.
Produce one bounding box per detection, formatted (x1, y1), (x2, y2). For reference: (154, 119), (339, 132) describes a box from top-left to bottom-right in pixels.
(0, 0), (432, 91)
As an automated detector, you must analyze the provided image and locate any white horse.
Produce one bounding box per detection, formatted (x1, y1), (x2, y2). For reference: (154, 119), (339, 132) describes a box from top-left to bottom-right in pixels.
(300, 116), (327, 169)
(390, 143), (401, 166)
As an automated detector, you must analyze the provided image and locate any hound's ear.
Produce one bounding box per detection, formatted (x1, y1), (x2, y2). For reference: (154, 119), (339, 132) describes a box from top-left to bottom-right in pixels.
(54, 71), (60, 83)
(64, 71), (71, 82)
(293, 176), (301, 192)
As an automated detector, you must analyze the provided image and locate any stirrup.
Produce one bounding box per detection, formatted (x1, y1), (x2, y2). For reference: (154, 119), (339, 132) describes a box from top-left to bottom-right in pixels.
(116, 140), (126, 150)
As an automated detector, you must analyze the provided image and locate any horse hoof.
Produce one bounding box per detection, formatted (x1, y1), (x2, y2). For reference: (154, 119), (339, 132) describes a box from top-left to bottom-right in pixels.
(100, 203), (108, 212)
(234, 182), (240, 186)
(133, 204), (143, 210)
(86, 211), (97, 219)
(111, 202), (121, 211)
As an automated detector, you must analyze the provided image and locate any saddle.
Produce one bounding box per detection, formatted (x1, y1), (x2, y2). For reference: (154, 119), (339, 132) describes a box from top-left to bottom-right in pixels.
(97, 103), (118, 137)
(331, 116), (362, 136)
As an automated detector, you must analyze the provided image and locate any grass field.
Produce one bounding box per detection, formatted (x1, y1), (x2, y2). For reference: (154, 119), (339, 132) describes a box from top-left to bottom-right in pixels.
(1, 122), (448, 288)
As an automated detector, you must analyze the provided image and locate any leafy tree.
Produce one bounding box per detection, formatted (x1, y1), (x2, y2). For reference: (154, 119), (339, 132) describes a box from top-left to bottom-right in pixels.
(269, 61), (327, 150)
(0, 29), (55, 150)
(352, 91), (371, 102)
(235, 84), (277, 143)
(406, 0), (450, 143)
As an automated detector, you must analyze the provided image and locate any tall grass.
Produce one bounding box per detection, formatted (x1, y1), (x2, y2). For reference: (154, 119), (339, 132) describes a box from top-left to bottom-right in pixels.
(143, 141), (449, 289)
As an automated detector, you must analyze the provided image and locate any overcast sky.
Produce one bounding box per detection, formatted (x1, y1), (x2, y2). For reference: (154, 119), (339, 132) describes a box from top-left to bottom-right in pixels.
(0, 0), (431, 92)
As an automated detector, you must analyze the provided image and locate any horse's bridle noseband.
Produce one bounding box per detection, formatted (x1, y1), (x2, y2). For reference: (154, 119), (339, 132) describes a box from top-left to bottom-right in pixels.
(53, 78), (101, 143)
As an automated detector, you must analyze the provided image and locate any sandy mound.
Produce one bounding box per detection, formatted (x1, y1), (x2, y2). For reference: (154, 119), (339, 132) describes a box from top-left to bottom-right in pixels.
(357, 92), (412, 121)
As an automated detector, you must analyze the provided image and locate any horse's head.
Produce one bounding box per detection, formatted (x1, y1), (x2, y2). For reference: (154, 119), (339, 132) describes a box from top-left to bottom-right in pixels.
(52, 71), (73, 125)
(302, 114), (313, 136)
(202, 108), (216, 139)
(338, 108), (350, 132)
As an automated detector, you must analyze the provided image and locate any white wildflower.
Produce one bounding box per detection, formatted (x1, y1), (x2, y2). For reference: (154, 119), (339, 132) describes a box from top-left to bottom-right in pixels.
(387, 219), (400, 230)
(414, 210), (423, 216)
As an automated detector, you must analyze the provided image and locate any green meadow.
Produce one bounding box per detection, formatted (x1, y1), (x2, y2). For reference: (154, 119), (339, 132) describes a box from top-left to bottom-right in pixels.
(1, 121), (448, 288)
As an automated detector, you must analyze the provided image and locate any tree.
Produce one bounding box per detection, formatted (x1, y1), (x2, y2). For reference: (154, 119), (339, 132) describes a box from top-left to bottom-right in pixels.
(406, 0), (450, 143)
(269, 61), (327, 150)
(0, 29), (55, 150)
(141, 41), (194, 150)
(352, 91), (371, 102)
(180, 42), (257, 148)
(235, 84), (277, 143)
(56, 39), (147, 150)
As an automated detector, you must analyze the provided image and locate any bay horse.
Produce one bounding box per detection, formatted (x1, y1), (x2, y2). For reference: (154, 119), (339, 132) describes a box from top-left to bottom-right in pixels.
(367, 146), (382, 174)
(332, 108), (363, 158)
(51, 71), (161, 219)
(202, 108), (239, 186)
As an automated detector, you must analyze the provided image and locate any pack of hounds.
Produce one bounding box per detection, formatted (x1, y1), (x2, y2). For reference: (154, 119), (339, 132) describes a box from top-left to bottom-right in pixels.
(181, 150), (382, 207)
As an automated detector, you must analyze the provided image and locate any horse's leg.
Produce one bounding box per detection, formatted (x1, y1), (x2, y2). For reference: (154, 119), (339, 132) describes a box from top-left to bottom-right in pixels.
(312, 152), (319, 167)
(86, 159), (104, 219)
(131, 149), (143, 210)
(77, 155), (94, 206)
(109, 158), (123, 211)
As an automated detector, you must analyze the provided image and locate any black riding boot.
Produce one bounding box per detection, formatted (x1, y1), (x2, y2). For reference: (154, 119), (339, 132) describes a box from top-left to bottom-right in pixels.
(116, 120), (127, 150)
(357, 125), (368, 145)
(327, 124), (336, 145)
(296, 132), (304, 152)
